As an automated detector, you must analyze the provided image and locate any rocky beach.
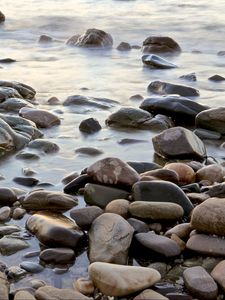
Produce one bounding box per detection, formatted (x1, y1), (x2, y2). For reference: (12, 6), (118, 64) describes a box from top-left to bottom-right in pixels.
(1, 1), (225, 299)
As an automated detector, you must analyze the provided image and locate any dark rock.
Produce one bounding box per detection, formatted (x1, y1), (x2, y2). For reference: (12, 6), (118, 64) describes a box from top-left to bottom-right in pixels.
(16, 152), (40, 160)
(0, 97), (33, 112)
(196, 107), (225, 134)
(129, 94), (144, 101)
(0, 187), (17, 205)
(0, 58), (16, 63)
(20, 262), (44, 273)
(64, 174), (91, 194)
(166, 293), (192, 300)
(61, 171), (79, 185)
(75, 28), (113, 48)
(148, 81), (200, 97)
(118, 138), (147, 145)
(0, 11), (5, 23)
(179, 72), (197, 82)
(142, 54), (177, 69)
(208, 74), (225, 82)
(131, 45), (141, 49)
(127, 161), (161, 173)
(66, 34), (80, 46)
(40, 248), (75, 264)
(217, 51), (225, 56)
(132, 180), (194, 216)
(127, 218), (149, 233)
(70, 206), (103, 230)
(38, 34), (53, 43)
(27, 139), (60, 153)
(13, 177), (39, 187)
(75, 146), (103, 156)
(142, 36), (181, 54)
(35, 285), (90, 300)
(194, 128), (221, 140)
(0, 236), (29, 255)
(79, 117), (101, 133)
(47, 96), (60, 105)
(117, 42), (131, 51)
(165, 223), (192, 239)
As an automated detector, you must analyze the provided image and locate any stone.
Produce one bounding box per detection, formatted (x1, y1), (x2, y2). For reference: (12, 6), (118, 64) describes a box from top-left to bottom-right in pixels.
(89, 262), (161, 296)
(74, 278), (95, 295)
(79, 117), (101, 133)
(129, 94), (144, 101)
(0, 80), (36, 99)
(75, 28), (113, 48)
(6, 266), (27, 280)
(127, 218), (149, 233)
(165, 223), (192, 239)
(0, 225), (21, 236)
(205, 182), (225, 198)
(19, 107), (60, 128)
(117, 42), (131, 51)
(75, 146), (103, 156)
(38, 34), (53, 43)
(105, 199), (130, 218)
(129, 201), (184, 220)
(140, 169), (179, 184)
(183, 266), (218, 300)
(0, 236), (29, 255)
(40, 248), (75, 264)
(13, 177), (39, 187)
(89, 213), (134, 264)
(208, 74), (225, 82)
(0, 206), (11, 222)
(27, 139), (59, 153)
(12, 207), (26, 220)
(134, 289), (169, 299)
(196, 107), (225, 134)
(22, 190), (77, 211)
(132, 180), (194, 216)
(211, 260), (225, 292)
(148, 81), (200, 97)
(84, 183), (129, 208)
(142, 36), (181, 54)
(87, 157), (140, 187)
(140, 95), (208, 125)
(191, 197), (225, 235)
(186, 233), (225, 256)
(163, 163), (196, 185)
(152, 126), (206, 160)
(64, 174), (91, 194)
(0, 58), (16, 63)
(26, 211), (83, 248)
(194, 128), (221, 140)
(61, 171), (79, 185)
(179, 72), (197, 82)
(30, 279), (46, 289)
(47, 96), (60, 105)
(66, 34), (80, 46)
(217, 51), (225, 56)
(148, 262), (170, 278)
(0, 11), (5, 23)
(142, 54), (177, 68)
(118, 138), (147, 145)
(0, 271), (9, 300)
(196, 164), (224, 184)
(70, 206), (103, 230)
(35, 286), (90, 300)
(0, 98), (33, 112)
(135, 232), (181, 257)
(14, 291), (36, 300)
(16, 152), (40, 160)
(127, 161), (161, 173)
(20, 261), (44, 273)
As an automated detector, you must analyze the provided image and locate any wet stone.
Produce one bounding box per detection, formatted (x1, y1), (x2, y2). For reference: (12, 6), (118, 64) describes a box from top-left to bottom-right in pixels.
(179, 72), (197, 82)
(61, 171), (79, 185)
(129, 94), (144, 101)
(0, 206), (11, 222)
(13, 176), (39, 187)
(117, 42), (131, 51)
(208, 74), (225, 81)
(79, 117), (102, 133)
(196, 107), (225, 134)
(194, 128), (221, 140)
(142, 54), (177, 69)
(0, 11), (5, 22)
(27, 139), (60, 153)
(5, 266), (27, 280)
(105, 199), (130, 218)
(127, 161), (161, 173)
(127, 218), (149, 233)
(38, 34), (53, 43)
(142, 36), (181, 54)
(12, 207), (26, 220)
(64, 174), (91, 194)
(35, 285), (90, 300)
(40, 248), (75, 264)
(118, 138), (147, 145)
(16, 152), (40, 160)
(75, 28), (113, 48)
(70, 206), (103, 230)
(0, 236), (30, 255)
(75, 146), (103, 156)
(0, 58), (16, 63)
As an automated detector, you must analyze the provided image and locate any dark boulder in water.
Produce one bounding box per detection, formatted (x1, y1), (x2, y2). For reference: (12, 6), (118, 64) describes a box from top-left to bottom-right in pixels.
(208, 74), (225, 82)
(142, 36), (181, 55)
(117, 42), (131, 51)
(0, 11), (5, 23)
(74, 28), (113, 49)
(142, 54), (177, 69)
(179, 72), (197, 82)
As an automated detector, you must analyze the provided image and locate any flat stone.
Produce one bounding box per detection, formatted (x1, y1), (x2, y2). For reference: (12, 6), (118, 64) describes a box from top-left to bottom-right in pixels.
(127, 218), (149, 233)
(127, 161), (161, 173)
(0, 236), (29, 256)
(89, 213), (134, 264)
(14, 291), (36, 300)
(142, 54), (177, 69)
(75, 146), (103, 156)
(70, 206), (103, 230)
(134, 289), (169, 299)
(211, 260), (225, 292)
(179, 72), (197, 82)
(0, 97), (33, 112)
(63, 95), (118, 110)
(142, 36), (181, 54)
(196, 107), (225, 134)
(0, 225), (21, 236)
(0, 58), (16, 64)
(0, 80), (36, 99)
(208, 74), (225, 82)
(183, 266), (218, 300)
(135, 232), (181, 257)
(165, 223), (192, 239)
(129, 201), (184, 220)
(132, 180), (194, 216)
(88, 262), (161, 297)
(35, 285), (90, 300)
(194, 128), (222, 140)
(26, 211), (83, 248)
(152, 126), (206, 160)
(140, 169), (179, 184)
(13, 176), (39, 187)
(27, 139), (59, 153)
(40, 248), (75, 264)
(20, 261), (44, 273)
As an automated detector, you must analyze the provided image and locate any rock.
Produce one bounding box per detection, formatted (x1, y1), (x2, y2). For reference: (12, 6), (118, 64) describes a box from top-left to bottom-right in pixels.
(179, 72), (197, 82)
(183, 266), (218, 300)
(0, 187), (17, 205)
(127, 161), (161, 173)
(117, 42), (131, 51)
(35, 285), (90, 300)
(196, 107), (225, 134)
(142, 36), (181, 54)
(129, 201), (183, 220)
(26, 211), (83, 248)
(66, 34), (80, 46)
(148, 262), (170, 278)
(152, 126), (206, 160)
(0, 206), (11, 222)
(142, 54), (177, 69)
(191, 197), (225, 235)
(89, 213), (134, 264)
(84, 183), (129, 208)
(6, 266), (27, 280)
(70, 206), (103, 230)
(27, 139), (59, 153)
(75, 146), (103, 156)
(129, 94), (144, 101)
(217, 51), (225, 56)
(14, 291), (36, 300)
(165, 223), (192, 239)
(196, 164), (224, 184)
(194, 128), (221, 140)
(0, 80), (36, 99)
(89, 262), (160, 296)
(0, 271), (9, 300)
(205, 182), (225, 198)
(38, 34), (53, 43)
(163, 163), (196, 185)
(148, 81), (200, 97)
(12, 208), (26, 220)
(75, 28), (113, 48)
(134, 289), (169, 299)
(20, 261), (44, 273)
(127, 218), (149, 233)
(105, 199), (130, 218)
(0, 11), (5, 23)
(186, 233), (225, 256)
(73, 279), (94, 297)
(87, 157), (140, 187)
(79, 117), (101, 133)
(135, 232), (181, 257)
(16, 152), (40, 160)
(140, 169), (179, 185)
(64, 174), (91, 194)
(0, 225), (21, 236)
(19, 107), (60, 128)
(132, 180), (194, 216)
(0, 98), (33, 112)
(47, 96), (60, 105)
(40, 248), (75, 264)
(208, 74), (225, 82)
(211, 260), (225, 292)
(22, 190), (77, 211)
(13, 177), (39, 187)
(63, 95), (118, 110)
(0, 58), (16, 63)
(0, 236), (29, 255)
(118, 138), (147, 145)
(61, 171), (79, 185)
(140, 95), (208, 125)
(30, 279), (46, 289)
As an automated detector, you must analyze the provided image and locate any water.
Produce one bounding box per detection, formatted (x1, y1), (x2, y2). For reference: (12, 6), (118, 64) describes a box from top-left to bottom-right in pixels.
(0, 0), (225, 290)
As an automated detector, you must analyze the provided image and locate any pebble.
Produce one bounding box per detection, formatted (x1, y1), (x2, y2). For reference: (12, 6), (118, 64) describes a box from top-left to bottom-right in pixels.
(0, 206), (11, 222)
(163, 163), (195, 185)
(127, 218), (149, 233)
(40, 248), (75, 264)
(142, 36), (181, 54)
(20, 262), (44, 273)
(134, 289), (169, 299)
(12, 207), (26, 220)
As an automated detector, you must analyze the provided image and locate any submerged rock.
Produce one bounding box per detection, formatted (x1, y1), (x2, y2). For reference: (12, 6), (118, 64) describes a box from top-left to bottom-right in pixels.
(27, 139), (60, 153)
(208, 74), (225, 82)
(0, 98), (33, 112)
(74, 28), (113, 48)
(0, 80), (36, 100)
(179, 72), (197, 82)
(142, 36), (181, 54)
(142, 54), (177, 69)
(148, 81), (200, 97)
(117, 42), (131, 51)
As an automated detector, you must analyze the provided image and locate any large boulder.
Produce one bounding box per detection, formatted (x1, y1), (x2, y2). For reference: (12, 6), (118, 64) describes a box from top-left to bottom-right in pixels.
(142, 36), (181, 54)
(89, 213), (134, 264)
(140, 95), (208, 125)
(196, 107), (225, 134)
(73, 28), (113, 48)
(88, 262), (161, 296)
(152, 126), (206, 160)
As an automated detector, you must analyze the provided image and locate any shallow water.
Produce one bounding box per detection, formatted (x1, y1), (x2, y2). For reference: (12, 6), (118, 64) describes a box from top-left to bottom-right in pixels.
(0, 0), (225, 291)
